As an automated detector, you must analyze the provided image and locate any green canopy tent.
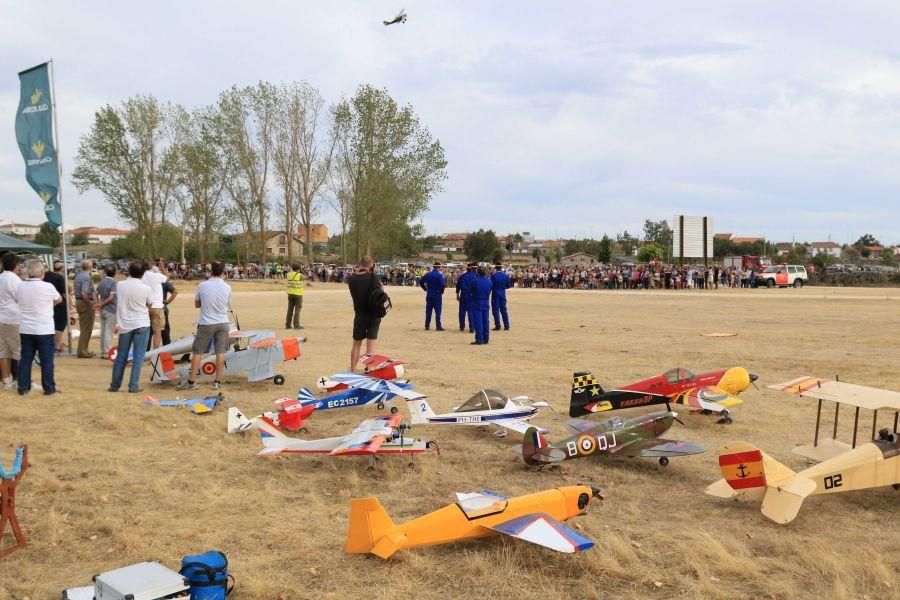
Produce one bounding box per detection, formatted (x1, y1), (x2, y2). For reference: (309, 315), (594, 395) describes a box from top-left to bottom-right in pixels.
(0, 232), (55, 267)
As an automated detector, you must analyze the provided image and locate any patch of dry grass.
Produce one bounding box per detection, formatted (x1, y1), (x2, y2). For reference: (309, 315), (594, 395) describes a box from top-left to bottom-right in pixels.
(1, 282), (898, 599)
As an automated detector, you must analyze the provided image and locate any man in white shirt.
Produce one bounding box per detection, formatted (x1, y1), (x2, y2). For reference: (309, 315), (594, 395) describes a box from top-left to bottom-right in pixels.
(0, 252), (22, 389)
(109, 261), (152, 393)
(141, 258), (168, 349)
(178, 261), (231, 390)
(16, 259), (62, 395)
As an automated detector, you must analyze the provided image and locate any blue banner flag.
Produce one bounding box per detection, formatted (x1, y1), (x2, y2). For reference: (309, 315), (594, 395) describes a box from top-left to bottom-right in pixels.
(15, 62), (62, 231)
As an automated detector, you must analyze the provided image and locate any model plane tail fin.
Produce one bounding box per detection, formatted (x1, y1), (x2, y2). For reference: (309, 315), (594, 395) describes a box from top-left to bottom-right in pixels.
(406, 397), (435, 425)
(521, 426), (549, 466)
(345, 497), (402, 558)
(227, 407), (254, 434)
(569, 371), (604, 417)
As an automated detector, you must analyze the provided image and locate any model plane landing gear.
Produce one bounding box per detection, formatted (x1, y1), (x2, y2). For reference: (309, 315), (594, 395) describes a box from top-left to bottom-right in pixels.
(717, 410), (733, 425)
(273, 375), (285, 385)
(390, 406), (399, 414)
(377, 402), (385, 410)
(658, 457), (669, 467)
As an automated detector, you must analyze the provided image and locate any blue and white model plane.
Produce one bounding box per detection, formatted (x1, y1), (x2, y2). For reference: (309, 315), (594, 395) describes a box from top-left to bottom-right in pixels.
(406, 389), (550, 437)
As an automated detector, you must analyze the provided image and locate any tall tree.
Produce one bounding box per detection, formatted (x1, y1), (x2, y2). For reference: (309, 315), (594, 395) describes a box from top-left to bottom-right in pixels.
(642, 219), (672, 251)
(72, 95), (178, 256)
(217, 83), (277, 261)
(464, 229), (501, 262)
(332, 85), (447, 259)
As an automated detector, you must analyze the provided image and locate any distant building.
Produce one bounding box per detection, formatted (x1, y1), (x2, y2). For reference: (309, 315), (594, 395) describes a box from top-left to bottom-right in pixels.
(809, 241), (841, 258)
(864, 245), (885, 258)
(714, 233), (733, 241)
(521, 231), (535, 243)
(264, 231), (305, 259)
(775, 242), (795, 256)
(295, 224), (329, 245)
(561, 252), (597, 267)
(0, 221), (41, 237)
(731, 237), (764, 245)
(68, 226), (130, 244)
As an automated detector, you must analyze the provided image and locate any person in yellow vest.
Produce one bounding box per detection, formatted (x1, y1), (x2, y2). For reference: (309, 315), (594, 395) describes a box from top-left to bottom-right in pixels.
(285, 264), (305, 329)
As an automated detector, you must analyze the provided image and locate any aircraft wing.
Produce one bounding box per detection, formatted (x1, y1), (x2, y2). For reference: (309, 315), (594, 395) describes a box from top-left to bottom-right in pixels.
(330, 415), (402, 456)
(619, 438), (707, 458)
(360, 354), (404, 369)
(329, 372), (426, 400)
(486, 513), (593, 553)
(492, 418), (549, 435)
(564, 419), (599, 434)
(677, 387), (742, 411)
(770, 376), (900, 411)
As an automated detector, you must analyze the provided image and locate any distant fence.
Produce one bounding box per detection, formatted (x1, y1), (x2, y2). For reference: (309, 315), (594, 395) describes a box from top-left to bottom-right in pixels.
(811, 272), (900, 287)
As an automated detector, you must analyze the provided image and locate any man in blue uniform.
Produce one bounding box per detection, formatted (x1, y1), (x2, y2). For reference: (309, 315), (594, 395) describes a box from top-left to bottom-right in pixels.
(419, 261), (446, 330)
(490, 263), (511, 331)
(469, 266), (493, 345)
(456, 262), (476, 332)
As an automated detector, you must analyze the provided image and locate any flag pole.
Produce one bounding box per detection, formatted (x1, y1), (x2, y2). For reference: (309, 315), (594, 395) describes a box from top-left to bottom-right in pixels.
(48, 58), (73, 354)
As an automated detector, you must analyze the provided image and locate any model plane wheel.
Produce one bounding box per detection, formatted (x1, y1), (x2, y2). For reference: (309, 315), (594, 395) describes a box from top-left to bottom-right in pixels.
(700, 409), (712, 415)
(377, 402), (385, 410)
(717, 416), (733, 425)
(273, 375), (285, 385)
(299, 427), (308, 434)
(390, 406), (399, 414)
(658, 457), (669, 467)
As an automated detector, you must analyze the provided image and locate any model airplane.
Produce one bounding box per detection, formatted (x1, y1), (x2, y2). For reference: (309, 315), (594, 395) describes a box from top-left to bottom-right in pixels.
(255, 414), (438, 467)
(706, 375), (899, 524)
(406, 389), (550, 436)
(228, 398), (315, 434)
(149, 330), (303, 385)
(145, 393), (225, 415)
(517, 409), (705, 467)
(316, 354), (407, 392)
(383, 8), (407, 26)
(569, 367), (757, 424)
(346, 485), (602, 559)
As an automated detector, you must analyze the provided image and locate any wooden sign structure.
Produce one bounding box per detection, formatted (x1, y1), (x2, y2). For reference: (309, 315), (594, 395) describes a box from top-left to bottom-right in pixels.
(0, 444), (28, 559)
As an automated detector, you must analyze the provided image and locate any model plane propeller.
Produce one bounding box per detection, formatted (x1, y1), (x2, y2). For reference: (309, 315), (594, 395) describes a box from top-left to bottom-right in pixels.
(516, 409), (705, 467)
(706, 375), (900, 524)
(406, 389), (550, 436)
(346, 485), (602, 559)
(254, 414), (438, 468)
(569, 368), (757, 424)
(383, 8), (407, 26)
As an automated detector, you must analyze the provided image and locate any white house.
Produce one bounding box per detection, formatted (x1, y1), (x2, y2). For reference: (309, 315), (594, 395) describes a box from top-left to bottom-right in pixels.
(0, 221), (41, 236)
(809, 241), (841, 257)
(68, 226), (131, 245)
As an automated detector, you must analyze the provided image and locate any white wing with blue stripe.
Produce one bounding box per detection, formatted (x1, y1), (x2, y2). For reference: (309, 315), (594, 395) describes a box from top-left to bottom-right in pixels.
(486, 513), (594, 553)
(328, 372), (426, 400)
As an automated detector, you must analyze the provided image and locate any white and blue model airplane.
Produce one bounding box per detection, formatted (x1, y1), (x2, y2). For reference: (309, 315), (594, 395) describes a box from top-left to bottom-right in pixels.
(406, 389), (550, 437)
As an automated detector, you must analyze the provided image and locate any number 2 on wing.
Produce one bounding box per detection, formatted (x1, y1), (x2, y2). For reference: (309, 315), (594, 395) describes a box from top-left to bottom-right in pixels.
(824, 474), (842, 489)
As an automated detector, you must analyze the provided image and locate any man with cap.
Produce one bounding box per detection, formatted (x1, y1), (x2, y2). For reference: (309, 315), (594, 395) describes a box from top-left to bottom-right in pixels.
(285, 263), (305, 329)
(418, 261), (446, 331)
(490, 263), (511, 331)
(468, 266), (493, 345)
(456, 262), (476, 333)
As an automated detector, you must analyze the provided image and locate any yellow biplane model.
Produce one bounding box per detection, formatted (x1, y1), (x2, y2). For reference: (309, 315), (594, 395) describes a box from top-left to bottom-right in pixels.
(706, 375), (899, 524)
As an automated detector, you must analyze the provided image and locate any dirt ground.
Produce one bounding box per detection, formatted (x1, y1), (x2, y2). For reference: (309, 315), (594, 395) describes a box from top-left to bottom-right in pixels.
(1, 281), (898, 600)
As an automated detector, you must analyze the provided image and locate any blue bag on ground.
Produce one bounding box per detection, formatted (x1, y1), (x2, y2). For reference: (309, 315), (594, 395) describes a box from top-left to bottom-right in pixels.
(180, 550), (234, 600)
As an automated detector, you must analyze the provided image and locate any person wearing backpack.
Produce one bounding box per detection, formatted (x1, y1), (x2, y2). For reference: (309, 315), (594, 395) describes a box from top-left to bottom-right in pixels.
(347, 256), (388, 370)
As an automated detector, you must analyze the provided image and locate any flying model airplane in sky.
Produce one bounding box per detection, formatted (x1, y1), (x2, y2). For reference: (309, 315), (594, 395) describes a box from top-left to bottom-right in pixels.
(255, 414), (438, 467)
(706, 375), (900, 524)
(516, 409), (705, 467)
(383, 8), (407, 26)
(568, 368), (757, 424)
(148, 330), (303, 385)
(406, 389), (550, 436)
(345, 485), (603, 559)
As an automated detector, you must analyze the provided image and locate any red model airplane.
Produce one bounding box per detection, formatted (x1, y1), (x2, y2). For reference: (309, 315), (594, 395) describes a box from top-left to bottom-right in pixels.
(569, 367), (758, 424)
(316, 354), (406, 392)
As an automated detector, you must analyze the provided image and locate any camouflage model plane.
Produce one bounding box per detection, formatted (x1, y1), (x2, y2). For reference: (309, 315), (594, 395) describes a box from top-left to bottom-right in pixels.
(568, 368), (757, 424)
(383, 8), (407, 26)
(515, 410), (705, 467)
(346, 485), (603, 559)
(706, 375), (900, 524)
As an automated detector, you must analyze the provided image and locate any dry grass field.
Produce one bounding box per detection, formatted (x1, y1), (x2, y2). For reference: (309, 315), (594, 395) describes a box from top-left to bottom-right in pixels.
(1, 281), (898, 600)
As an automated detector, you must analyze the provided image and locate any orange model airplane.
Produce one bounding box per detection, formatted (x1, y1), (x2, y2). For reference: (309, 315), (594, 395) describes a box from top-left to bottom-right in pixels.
(346, 486), (602, 559)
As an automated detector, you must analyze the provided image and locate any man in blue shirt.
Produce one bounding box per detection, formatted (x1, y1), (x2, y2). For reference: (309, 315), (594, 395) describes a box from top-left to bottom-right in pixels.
(468, 266), (493, 345)
(456, 262), (476, 333)
(73, 260), (96, 358)
(490, 263), (511, 331)
(419, 262), (446, 331)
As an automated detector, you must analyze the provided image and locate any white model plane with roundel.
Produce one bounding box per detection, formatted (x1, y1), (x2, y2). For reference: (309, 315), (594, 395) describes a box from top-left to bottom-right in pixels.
(706, 375), (900, 524)
(406, 389), (550, 436)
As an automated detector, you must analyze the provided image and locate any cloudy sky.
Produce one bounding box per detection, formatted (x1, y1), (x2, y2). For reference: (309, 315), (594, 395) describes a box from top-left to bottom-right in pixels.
(2, 1), (900, 244)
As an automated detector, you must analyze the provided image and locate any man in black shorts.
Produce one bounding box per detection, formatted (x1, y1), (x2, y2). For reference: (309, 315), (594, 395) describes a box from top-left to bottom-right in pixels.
(347, 255), (381, 371)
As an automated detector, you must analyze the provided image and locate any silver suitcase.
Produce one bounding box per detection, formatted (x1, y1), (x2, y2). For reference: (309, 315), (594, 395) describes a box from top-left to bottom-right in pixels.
(93, 561), (190, 600)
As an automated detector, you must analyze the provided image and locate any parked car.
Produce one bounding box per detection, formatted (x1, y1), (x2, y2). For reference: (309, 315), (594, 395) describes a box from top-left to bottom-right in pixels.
(756, 264), (809, 288)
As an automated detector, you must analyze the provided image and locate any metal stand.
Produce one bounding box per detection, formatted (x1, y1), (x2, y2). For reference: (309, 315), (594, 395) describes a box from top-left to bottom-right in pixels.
(0, 445), (28, 559)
